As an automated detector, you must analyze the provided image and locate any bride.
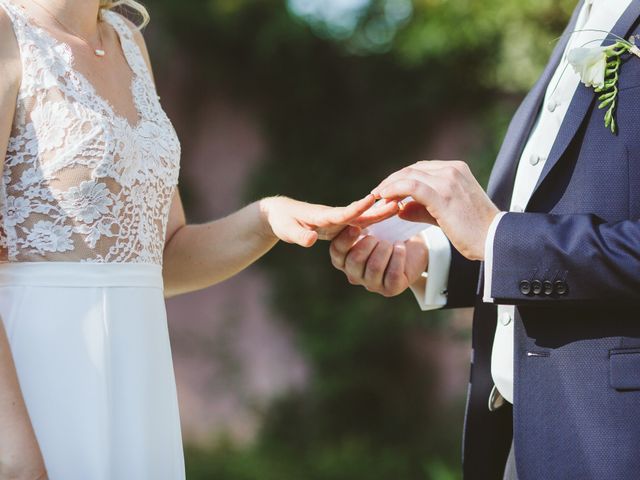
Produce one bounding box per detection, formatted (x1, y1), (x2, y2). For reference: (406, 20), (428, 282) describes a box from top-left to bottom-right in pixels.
(0, 1), (397, 478)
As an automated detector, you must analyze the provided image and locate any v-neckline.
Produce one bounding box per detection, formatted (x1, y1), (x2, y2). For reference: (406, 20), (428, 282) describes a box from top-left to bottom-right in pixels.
(8, 2), (144, 131)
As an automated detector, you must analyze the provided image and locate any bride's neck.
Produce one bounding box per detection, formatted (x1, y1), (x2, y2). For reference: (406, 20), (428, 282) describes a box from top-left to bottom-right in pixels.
(26, 0), (102, 37)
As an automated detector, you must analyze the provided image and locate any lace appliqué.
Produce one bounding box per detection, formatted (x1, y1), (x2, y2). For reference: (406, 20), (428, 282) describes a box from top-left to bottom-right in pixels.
(0, 3), (181, 265)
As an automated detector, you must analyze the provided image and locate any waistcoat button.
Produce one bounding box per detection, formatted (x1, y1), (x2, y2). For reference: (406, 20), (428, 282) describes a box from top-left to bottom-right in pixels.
(500, 311), (513, 326)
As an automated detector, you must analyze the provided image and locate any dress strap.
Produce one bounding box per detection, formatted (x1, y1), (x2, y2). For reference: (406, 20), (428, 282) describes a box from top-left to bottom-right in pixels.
(101, 9), (154, 84)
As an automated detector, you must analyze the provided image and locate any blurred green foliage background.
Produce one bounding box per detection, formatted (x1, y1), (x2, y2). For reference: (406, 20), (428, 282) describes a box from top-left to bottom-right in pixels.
(142, 0), (573, 478)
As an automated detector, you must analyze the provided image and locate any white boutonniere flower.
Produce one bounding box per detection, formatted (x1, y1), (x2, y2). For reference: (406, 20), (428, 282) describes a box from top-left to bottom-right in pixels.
(566, 34), (640, 134)
(567, 46), (608, 88)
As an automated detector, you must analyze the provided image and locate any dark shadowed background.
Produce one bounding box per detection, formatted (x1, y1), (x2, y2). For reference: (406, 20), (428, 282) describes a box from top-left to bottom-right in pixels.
(135, 1), (573, 478)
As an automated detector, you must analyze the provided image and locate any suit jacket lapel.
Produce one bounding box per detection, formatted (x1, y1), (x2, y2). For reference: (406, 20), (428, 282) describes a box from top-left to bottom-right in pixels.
(528, 0), (640, 203)
(486, 0), (585, 210)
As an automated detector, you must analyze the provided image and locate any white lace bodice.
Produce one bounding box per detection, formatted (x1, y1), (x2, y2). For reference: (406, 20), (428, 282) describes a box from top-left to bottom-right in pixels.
(0, 1), (181, 265)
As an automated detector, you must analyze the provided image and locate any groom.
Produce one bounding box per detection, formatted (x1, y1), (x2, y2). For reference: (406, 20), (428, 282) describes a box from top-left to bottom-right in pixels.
(330, 1), (640, 479)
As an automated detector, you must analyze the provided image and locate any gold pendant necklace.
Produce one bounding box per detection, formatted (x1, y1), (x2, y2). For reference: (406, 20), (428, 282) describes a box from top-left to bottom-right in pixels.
(29, 0), (106, 57)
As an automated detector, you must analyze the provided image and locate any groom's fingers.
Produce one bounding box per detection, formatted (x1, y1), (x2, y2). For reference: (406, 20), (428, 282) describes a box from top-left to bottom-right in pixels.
(383, 243), (408, 295)
(375, 179), (442, 212)
(371, 171), (434, 199)
(363, 241), (394, 291)
(372, 165), (453, 195)
(371, 167), (421, 194)
(330, 226), (361, 269)
(344, 236), (378, 283)
(398, 202), (437, 225)
(414, 160), (470, 174)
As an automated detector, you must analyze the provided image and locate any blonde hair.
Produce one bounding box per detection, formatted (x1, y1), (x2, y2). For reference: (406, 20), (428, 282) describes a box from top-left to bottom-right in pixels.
(99, 0), (150, 29)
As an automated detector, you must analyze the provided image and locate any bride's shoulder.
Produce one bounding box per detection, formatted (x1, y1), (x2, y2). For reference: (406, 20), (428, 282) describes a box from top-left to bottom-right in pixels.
(0, 4), (17, 45)
(0, 5), (22, 168)
(0, 6), (22, 87)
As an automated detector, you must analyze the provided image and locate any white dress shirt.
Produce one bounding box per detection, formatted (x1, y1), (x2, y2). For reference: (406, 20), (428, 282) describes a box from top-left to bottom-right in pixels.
(412, 0), (633, 404)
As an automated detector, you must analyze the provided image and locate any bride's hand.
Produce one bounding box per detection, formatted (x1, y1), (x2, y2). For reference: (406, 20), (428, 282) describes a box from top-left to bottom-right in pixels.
(259, 194), (399, 247)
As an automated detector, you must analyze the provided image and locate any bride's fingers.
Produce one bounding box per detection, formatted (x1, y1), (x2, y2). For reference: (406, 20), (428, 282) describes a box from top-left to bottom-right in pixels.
(398, 201), (437, 224)
(320, 194), (377, 225)
(350, 200), (399, 227)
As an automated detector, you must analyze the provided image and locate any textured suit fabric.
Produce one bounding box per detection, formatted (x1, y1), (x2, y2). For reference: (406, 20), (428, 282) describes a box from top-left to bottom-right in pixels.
(443, 1), (640, 479)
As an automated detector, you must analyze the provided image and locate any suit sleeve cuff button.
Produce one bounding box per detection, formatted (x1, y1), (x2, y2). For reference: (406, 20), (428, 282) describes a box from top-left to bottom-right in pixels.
(554, 280), (568, 296)
(519, 280), (532, 295)
(531, 280), (543, 295)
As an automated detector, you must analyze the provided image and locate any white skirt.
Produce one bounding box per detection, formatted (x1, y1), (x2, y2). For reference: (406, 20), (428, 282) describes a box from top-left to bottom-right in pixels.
(0, 262), (185, 480)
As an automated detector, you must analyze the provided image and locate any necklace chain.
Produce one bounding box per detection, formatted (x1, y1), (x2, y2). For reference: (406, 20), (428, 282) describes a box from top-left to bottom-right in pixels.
(29, 0), (106, 57)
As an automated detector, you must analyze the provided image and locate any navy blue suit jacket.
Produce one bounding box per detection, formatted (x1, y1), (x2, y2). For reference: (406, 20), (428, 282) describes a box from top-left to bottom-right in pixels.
(447, 2), (640, 479)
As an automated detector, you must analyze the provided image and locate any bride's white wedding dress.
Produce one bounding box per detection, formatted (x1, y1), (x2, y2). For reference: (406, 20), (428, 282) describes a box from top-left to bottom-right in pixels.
(0, 1), (185, 478)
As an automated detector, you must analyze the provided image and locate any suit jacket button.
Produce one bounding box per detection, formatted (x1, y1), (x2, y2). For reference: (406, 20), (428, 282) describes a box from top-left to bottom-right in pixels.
(554, 280), (568, 296)
(531, 280), (543, 295)
(520, 280), (532, 295)
(543, 280), (554, 296)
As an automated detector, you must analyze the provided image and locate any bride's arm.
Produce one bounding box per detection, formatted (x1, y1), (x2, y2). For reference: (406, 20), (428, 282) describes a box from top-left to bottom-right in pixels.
(161, 190), (396, 297)
(0, 10), (47, 480)
(161, 192), (277, 297)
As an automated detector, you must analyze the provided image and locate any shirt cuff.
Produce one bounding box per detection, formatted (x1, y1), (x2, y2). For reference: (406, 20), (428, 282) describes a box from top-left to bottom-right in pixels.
(410, 227), (451, 311)
(483, 212), (508, 303)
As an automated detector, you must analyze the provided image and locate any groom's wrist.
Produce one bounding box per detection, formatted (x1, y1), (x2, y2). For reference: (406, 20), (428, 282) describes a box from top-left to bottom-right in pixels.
(411, 227), (451, 309)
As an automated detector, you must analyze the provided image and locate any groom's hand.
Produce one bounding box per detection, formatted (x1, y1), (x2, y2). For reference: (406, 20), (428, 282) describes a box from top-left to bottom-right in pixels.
(329, 227), (428, 297)
(372, 160), (501, 261)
